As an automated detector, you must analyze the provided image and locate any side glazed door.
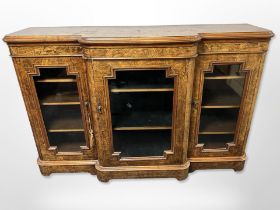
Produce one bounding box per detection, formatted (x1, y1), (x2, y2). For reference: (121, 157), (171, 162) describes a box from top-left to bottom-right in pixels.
(189, 53), (266, 157)
(13, 57), (96, 160)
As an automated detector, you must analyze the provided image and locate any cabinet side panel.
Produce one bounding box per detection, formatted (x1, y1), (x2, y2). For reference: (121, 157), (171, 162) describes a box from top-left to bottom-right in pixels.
(239, 53), (266, 154)
(12, 58), (47, 159)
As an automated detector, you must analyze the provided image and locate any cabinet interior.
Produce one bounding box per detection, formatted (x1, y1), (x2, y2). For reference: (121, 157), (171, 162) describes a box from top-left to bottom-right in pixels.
(109, 70), (174, 157)
(34, 67), (86, 152)
(198, 64), (246, 150)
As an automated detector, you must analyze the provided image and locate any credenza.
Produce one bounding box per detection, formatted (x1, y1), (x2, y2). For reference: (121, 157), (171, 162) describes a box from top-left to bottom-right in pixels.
(4, 24), (273, 181)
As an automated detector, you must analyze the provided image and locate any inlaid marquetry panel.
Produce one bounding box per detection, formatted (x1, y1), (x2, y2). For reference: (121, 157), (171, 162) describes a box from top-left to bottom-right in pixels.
(198, 40), (269, 54)
(83, 45), (197, 59)
(9, 44), (82, 57)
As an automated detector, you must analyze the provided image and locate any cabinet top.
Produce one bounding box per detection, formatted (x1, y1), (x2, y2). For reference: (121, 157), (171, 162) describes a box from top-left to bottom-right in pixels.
(3, 24), (273, 44)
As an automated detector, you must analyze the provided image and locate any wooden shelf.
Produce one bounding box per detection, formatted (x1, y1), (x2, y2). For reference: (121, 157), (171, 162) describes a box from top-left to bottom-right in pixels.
(202, 89), (242, 108)
(199, 110), (238, 134)
(48, 128), (84, 133)
(36, 78), (77, 83)
(41, 102), (80, 106)
(204, 76), (245, 80)
(109, 82), (174, 93)
(112, 111), (172, 130)
(201, 105), (240, 109)
(42, 107), (84, 133)
(110, 88), (173, 93)
(201, 76), (244, 108)
(113, 126), (172, 131)
(39, 91), (80, 106)
(199, 131), (235, 134)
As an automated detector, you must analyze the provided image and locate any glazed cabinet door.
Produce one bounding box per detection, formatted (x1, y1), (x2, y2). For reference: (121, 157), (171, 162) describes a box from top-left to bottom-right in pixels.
(189, 54), (266, 157)
(13, 57), (96, 160)
(88, 59), (194, 166)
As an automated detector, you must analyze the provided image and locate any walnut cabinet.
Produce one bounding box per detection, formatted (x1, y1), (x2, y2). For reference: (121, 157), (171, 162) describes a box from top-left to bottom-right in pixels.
(4, 24), (273, 181)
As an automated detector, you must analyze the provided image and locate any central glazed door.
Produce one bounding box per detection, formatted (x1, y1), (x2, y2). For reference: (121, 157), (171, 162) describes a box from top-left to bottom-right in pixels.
(88, 59), (194, 167)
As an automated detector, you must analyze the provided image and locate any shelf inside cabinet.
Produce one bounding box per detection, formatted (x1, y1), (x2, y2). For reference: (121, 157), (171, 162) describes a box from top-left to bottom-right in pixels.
(113, 126), (172, 131)
(112, 111), (172, 130)
(41, 106), (84, 132)
(110, 87), (174, 93)
(199, 109), (239, 134)
(36, 81), (80, 105)
(204, 76), (245, 80)
(110, 90), (173, 131)
(39, 91), (80, 105)
(201, 76), (244, 108)
(35, 78), (77, 83)
(202, 89), (241, 108)
(110, 83), (174, 93)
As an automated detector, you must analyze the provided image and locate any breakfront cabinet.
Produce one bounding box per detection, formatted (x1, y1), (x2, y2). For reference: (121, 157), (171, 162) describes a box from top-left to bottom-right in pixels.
(4, 24), (273, 181)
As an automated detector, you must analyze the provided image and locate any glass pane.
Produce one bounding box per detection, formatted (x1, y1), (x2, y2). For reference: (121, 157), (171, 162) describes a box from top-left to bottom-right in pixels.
(204, 64), (242, 77)
(108, 70), (173, 157)
(109, 70), (173, 90)
(48, 133), (85, 152)
(110, 92), (173, 128)
(202, 79), (244, 107)
(113, 130), (171, 157)
(36, 67), (76, 79)
(41, 106), (83, 131)
(198, 134), (234, 149)
(34, 67), (86, 152)
(200, 108), (239, 133)
(198, 64), (246, 149)
(36, 83), (79, 104)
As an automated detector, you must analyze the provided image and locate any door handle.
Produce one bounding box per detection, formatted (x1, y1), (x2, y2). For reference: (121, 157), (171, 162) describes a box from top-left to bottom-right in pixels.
(192, 99), (200, 109)
(97, 103), (102, 114)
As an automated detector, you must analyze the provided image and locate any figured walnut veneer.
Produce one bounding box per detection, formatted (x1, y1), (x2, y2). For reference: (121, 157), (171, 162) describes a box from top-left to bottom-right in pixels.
(4, 24), (273, 181)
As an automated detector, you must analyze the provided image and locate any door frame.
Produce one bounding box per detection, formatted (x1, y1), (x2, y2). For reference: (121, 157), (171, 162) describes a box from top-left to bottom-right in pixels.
(188, 53), (266, 157)
(88, 59), (195, 166)
(12, 57), (96, 160)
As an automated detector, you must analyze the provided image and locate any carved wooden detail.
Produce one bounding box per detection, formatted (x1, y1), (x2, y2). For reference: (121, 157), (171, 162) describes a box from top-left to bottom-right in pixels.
(95, 161), (190, 182)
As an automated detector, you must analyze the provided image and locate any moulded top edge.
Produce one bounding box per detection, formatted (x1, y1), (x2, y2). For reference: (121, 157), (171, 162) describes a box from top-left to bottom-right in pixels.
(3, 24), (274, 44)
